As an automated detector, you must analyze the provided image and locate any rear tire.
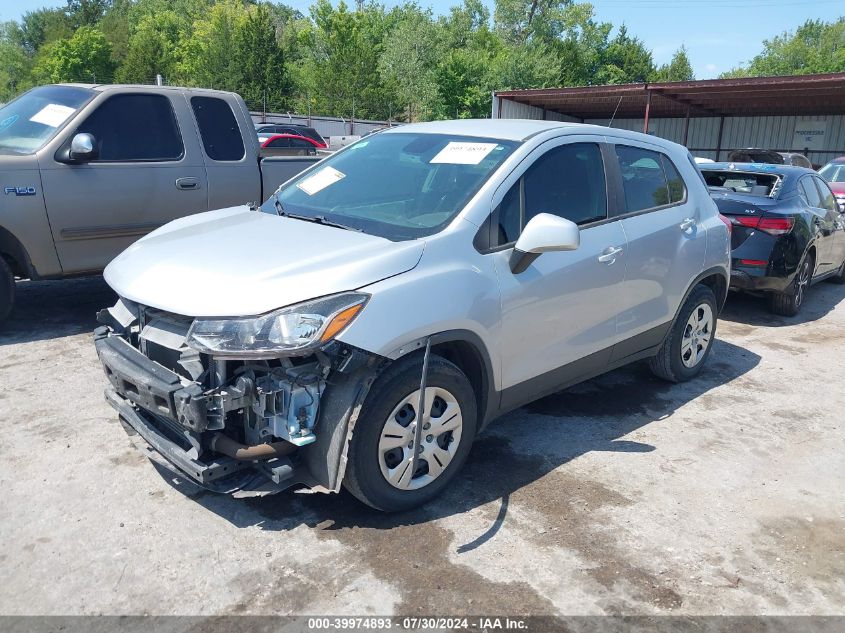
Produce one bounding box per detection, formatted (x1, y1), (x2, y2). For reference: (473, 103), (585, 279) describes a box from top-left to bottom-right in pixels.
(0, 257), (15, 325)
(768, 254), (812, 316)
(343, 354), (477, 512)
(649, 284), (717, 383)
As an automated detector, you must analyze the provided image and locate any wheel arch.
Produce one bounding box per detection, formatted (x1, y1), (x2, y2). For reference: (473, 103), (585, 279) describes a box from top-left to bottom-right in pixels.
(0, 226), (35, 279)
(683, 266), (729, 316)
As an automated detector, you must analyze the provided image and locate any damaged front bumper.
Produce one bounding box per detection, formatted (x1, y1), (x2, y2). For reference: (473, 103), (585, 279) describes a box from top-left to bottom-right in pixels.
(94, 300), (384, 497)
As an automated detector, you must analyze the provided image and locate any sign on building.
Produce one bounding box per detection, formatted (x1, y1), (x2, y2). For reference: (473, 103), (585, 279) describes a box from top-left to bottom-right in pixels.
(793, 121), (827, 151)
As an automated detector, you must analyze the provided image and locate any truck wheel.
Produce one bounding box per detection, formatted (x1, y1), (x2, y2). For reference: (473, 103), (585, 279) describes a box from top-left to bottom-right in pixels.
(344, 354), (477, 512)
(649, 284), (717, 383)
(0, 257), (15, 325)
(768, 255), (812, 316)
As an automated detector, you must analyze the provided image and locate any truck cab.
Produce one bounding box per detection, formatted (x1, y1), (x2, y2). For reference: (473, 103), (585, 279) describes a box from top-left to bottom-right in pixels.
(0, 84), (317, 323)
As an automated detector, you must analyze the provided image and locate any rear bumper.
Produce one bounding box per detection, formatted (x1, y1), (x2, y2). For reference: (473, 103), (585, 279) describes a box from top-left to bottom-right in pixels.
(729, 265), (792, 293)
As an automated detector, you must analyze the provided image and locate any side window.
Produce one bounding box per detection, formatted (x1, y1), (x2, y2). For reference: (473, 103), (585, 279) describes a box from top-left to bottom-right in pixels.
(661, 155), (687, 204)
(496, 180), (521, 245)
(290, 139), (312, 148)
(76, 94), (183, 161)
(492, 143), (606, 247)
(266, 137), (290, 148)
(523, 143), (607, 226)
(190, 96), (245, 161)
(813, 177), (838, 213)
(800, 177), (822, 208)
(616, 145), (672, 211)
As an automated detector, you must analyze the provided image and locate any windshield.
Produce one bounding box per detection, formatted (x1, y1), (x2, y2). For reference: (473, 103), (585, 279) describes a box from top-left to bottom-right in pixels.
(701, 169), (782, 197)
(261, 132), (519, 240)
(820, 163), (845, 183)
(0, 85), (94, 155)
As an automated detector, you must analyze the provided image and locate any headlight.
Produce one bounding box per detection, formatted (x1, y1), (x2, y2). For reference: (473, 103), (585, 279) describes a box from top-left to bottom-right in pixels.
(186, 293), (368, 358)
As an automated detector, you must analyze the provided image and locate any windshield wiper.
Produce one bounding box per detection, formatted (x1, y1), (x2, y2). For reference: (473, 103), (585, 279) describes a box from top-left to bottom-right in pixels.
(271, 192), (360, 232)
(282, 211), (362, 232)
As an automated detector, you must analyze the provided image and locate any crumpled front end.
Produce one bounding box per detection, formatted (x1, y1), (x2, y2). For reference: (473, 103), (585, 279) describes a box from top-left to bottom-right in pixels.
(94, 297), (384, 496)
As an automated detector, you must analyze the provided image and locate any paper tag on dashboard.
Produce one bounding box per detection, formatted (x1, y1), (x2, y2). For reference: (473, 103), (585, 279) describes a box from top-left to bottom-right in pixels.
(29, 104), (76, 128)
(430, 142), (498, 165)
(297, 166), (346, 196)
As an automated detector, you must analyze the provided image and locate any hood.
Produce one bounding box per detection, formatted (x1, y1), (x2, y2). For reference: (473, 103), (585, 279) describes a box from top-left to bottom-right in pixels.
(104, 206), (425, 317)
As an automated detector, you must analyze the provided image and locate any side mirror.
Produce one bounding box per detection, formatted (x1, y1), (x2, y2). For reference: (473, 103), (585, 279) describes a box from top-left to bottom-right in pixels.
(509, 213), (580, 274)
(69, 133), (98, 162)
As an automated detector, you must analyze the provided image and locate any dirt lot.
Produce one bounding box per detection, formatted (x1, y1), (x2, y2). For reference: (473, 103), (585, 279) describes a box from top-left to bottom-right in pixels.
(0, 276), (843, 617)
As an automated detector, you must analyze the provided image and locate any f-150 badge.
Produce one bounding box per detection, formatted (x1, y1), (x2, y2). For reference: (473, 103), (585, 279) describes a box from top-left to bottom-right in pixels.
(4, 187), (37, 196)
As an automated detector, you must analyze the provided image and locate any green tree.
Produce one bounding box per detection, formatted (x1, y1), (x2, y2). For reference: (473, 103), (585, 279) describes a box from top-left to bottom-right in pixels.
(0, 27), (34, 101)
(66, 0), (112, 29)
(99, 0), (133, 63)
(597, 25), (655, 84)
(378, 7), (443, 121)
(232, 3), (289, 111)
(10, 8), (72, 54)
(723, 18), (845, 77)
(177, 0), (248, 90)
(32, 25), (116, 83)
(652, 46), (694, 82)
(116, 11), (182, 83)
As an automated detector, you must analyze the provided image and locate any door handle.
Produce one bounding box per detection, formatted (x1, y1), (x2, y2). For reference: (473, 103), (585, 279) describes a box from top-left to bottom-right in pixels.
(598, 246), (623, 264)
(679, 217), (696, 231)
(175, 177), (199, 190)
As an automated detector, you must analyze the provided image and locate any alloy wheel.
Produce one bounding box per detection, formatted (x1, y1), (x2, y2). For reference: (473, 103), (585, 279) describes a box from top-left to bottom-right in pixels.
(378, 387), (463, 491)
(681, 303), (714, 369)
(795, 260), (810, 307)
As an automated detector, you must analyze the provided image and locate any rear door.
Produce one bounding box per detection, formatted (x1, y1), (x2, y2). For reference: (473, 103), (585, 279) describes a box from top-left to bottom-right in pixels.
(799, 175), (835, 274)
(486, 138), (628, 403)
(190, 95), (261, 208)
(813, 175), (845, 271)
(39, 91), (208, 274)
(610, 143), (706, 357)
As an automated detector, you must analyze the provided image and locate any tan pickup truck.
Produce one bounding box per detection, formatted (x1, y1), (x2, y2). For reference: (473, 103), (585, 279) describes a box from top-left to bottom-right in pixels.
(0, 83), (319, 323)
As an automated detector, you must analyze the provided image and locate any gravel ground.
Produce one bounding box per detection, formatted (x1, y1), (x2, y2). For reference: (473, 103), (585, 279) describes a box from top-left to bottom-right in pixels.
(0, 276), (843, 617)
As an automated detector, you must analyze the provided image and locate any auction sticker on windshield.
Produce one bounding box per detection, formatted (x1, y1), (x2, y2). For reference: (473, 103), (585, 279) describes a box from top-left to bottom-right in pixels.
(430, 142), (498, 165)
(297, 166), (346, 196)
(29, 104), (76, 128)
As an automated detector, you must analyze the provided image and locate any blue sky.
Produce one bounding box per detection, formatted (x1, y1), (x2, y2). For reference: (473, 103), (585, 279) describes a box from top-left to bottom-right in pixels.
(2, 0), (840, 79)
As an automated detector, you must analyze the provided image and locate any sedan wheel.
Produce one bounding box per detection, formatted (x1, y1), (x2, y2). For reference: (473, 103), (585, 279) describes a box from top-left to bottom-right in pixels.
(378, 387), (463, 491)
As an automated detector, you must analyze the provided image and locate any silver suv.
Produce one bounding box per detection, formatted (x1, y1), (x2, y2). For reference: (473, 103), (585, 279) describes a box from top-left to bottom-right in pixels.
(94, 120), (730, 511)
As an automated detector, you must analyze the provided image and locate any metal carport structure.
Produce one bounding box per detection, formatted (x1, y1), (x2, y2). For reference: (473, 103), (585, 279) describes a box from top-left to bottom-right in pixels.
(493, 73), (845, 164)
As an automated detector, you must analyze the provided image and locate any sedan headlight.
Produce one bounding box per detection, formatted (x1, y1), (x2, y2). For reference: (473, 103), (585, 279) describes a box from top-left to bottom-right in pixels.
(186, 293), (368, 358)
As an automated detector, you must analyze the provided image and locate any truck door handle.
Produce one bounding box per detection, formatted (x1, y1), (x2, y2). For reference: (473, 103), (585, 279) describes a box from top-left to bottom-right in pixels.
(598, 246), (623, 264)
(175, 177), (199, 190)
(679, 217), (696, 231)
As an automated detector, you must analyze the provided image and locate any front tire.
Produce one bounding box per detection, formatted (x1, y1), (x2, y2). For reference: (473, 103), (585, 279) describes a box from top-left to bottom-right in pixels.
(649, 284), (717, 383)
(344, 354), (477, 512)
(768, 254), (812, 316)
(0, 257), (15, 325)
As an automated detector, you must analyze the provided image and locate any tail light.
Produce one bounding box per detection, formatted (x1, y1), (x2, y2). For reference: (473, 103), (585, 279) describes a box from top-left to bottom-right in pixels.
(757, 217), (794, 235)
(718, 213), (732, 235)
(730, 215), (793, 236)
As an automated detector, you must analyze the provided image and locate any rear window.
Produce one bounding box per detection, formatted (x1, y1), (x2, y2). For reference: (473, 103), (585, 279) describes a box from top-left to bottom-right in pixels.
(820, 163), (845, 183)
(191, 96), (245, 161)
(700, 170), (781, 197)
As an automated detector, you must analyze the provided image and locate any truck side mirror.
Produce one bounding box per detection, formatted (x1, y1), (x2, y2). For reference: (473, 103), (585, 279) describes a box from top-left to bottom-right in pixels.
(509, 213), (580, 274)
(69, 133), (98, 162)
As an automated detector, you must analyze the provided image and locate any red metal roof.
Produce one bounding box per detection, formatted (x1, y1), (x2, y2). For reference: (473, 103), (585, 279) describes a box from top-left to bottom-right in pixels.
(495, 73), (845, 119)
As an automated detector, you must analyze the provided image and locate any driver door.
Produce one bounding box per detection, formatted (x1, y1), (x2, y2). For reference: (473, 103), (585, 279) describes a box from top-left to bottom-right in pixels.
(484, 138), (627, 408)
(39, 92), (207, 274)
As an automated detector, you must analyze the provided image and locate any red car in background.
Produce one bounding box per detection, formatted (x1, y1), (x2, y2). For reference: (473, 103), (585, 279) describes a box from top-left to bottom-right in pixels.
(260, 133), (323, 157)
(819, 157), (845, 210)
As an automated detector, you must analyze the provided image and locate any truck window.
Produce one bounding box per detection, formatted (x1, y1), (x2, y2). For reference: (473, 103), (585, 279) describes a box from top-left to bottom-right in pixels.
(76, 94), (183, 162)
(191, 96), (245, 161)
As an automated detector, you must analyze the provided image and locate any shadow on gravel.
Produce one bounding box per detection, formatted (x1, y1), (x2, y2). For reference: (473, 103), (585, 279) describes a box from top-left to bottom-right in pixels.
(0, 277), (115, 346)
(721, 281), (845, 328)
(186, 338), (761, 550)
